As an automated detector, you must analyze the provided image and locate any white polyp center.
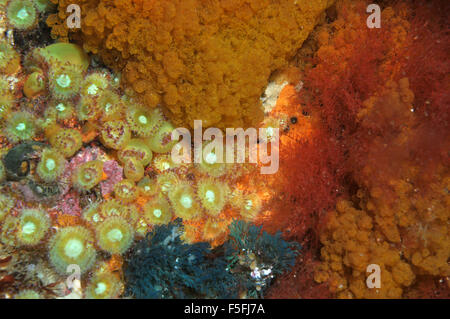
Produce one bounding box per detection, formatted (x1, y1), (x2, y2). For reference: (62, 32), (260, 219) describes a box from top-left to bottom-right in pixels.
(56, 103), (66, 112)
(22, 221), (36, 235)
(107, 228), (123, 243)
(180, 195), (193, 209)
(84, 173), (92, 181)
(138, 115), (148, 124)
(265, 127), (274, 139)
(57, 74), (71, 88)
(87, 84), (98, 95)
(16, 122), (26, 131)
(153, 209), (162, 218)
(95, 282), (107, 295)
(104, 103), (112, 113)
(45, 158), (56, 171)
(17, 8), (29, 20)
(144, 185), (150, 192)
(92, 213), (100, 223)
(205, 190), (215, 203)
(64, 238), (84, 258)
(205, 152), (217, 164)
(245, 200), (253, 210)
(161, 162), (170, 171)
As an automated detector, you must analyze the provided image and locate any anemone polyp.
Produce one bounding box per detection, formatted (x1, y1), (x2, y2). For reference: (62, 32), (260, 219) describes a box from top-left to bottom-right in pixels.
(156, 172), (179, 194)
(168, 182), (200, 220)
(6, 0), (37, 30)
(72, 160), (104, 192)
(23, 71), (46, 98)
(81, 202), (102, 224)
(202, 218), (228, 243)
(1, 215), (19, 246)
(0, 92), (15, 120)
(16, 209), (50, 246)
(48, 226), (96, 274)
(123, 157), (145, 182)
(0, 194), (14, 223)
(239, 193), (262, 220)
(137, 176), (159, 197)
(49, 63), (83, 100)
(76, 96), (101, 122)
(126, 106), (163, 137)
(99, 90), (122, 121)
(0, 40), (20, 74)
(36, 148), (66, 182)
(197, 143), (227, 177)
(197, 179), (230, 216)
(147, 121), (178, 154)
(5, 111), (37, 143)
(49, 127), (82, 158)
(85, 272), (122, 299)
(96, 216), (134, 254)
(45, 100), (75, 121)
(113, 179), (138, 204)
(117, 138), (153, 166)
(81, 71), (110, 97)
(143, 196), (172, 226)
(152, 154), (178, 173)
(100, 199), (138, 225)
(100, 120), (131, 150)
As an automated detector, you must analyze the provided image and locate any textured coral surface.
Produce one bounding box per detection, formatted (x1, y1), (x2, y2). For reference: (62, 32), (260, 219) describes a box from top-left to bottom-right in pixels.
(48, 0), (333, 129)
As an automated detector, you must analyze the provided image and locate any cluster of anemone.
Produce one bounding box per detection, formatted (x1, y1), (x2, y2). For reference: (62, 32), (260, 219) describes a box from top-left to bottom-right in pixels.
(72, 160), (104, 192)
(48, 226), (97, 274)
(36, 148), (66, 182)
(0, 36), (266, 298)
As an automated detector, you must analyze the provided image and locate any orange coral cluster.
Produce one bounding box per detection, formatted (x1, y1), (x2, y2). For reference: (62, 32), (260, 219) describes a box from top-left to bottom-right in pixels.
(264, 0), (449, 299)
(48, 0), (334, 129)
(315, 78), (449, 298)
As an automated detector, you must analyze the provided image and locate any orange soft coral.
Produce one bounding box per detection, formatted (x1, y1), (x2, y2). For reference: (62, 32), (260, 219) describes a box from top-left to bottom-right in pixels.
(48, 0), (334, 129)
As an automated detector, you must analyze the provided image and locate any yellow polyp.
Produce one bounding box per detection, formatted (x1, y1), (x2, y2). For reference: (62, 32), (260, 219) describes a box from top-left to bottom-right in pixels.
(96, 216), (134, 255)
(23, 71), (46, 98)
(48, 226), (96, 274)
(16, 209), (51, 246)
(143, 196), (172, 226)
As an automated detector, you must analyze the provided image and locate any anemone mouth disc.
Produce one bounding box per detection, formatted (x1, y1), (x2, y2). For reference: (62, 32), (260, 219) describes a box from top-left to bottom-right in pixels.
(64, 238), (84, 258)
(6, 0), (37, 30)
(180, 195), (193, 209)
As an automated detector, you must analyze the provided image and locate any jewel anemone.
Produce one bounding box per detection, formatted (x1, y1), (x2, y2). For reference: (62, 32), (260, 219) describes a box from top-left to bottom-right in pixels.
(36, 148), (66, 182)
(100, 120), (131, 150)
(72, 160), (104, 192)
(147, 121), (177, 154)
(117, 138), (152, 166)
(96, 216), (134, 254)
(126, 105), (163, 138)
(143, 197), (172, 226)
(48, 226), (96, 274)
(6, 0), (37, 30)
(49, 127), (82, 158)
(168, 182), (200, 220)
(16, 209), (50, 246)
(5, 111), (37, 143)
(113, 179), (138, 204)
(85, 272), (122, 299)
(49, 64), (83, 100)
(123, 157), (144, 182)
(197, 178), (229, 216)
